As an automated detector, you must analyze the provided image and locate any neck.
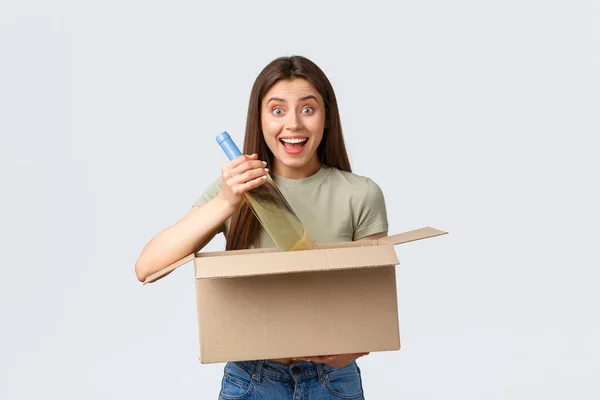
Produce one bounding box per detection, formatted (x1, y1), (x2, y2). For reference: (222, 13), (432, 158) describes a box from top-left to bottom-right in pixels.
(273, 157), (321, 179)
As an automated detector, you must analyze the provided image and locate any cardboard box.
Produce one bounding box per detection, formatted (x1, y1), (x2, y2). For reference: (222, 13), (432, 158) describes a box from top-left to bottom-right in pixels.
(144, 226), (447, 364)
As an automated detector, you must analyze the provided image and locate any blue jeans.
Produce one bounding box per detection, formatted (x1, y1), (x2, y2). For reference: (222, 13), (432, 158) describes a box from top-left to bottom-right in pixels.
(218, 360), (365, 399)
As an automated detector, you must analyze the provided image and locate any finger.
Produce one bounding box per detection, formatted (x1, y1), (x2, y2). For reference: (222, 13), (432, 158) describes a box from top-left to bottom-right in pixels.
(309, 356), (330, 364)
(224, 153), (258, 171)
(222, 160), (267, 186)
(292, 356), (319, 362)
(223, 160), (266, 183)
(230, 165), (269, 186)
(244, 166), (269, 184)
(239, 174), (267, 192)
(231, 159), (268, 177)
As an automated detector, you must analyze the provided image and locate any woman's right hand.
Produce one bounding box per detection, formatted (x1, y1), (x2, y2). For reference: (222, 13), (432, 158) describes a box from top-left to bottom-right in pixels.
(134, 154), (267, 282)
(216, 153), (268, 212)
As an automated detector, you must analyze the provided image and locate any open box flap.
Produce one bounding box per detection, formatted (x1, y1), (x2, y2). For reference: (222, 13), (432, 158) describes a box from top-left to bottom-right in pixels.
(377, 226), (448, 246)
(142, 226), (447, 284)
(143, 253), (195, 285)
(195, 245), (400, 279)
(143, 240), (379, 284)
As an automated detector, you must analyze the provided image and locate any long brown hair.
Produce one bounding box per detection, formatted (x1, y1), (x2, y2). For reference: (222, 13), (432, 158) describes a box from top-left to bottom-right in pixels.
(226, 55), (352, 251)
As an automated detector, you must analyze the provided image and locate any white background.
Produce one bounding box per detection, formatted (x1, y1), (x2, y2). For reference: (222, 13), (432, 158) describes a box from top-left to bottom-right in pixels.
(1, 0), (598, 399)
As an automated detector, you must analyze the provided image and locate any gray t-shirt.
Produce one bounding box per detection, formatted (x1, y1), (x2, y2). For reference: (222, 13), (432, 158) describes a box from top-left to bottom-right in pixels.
(193, 165), (388, 248)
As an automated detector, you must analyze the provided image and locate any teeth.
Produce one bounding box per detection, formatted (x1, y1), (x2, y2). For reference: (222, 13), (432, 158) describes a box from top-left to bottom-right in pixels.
(281, 138), (308, 144)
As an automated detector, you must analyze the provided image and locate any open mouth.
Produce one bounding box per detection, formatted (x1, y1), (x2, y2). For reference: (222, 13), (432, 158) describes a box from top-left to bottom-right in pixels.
(279, 137), (308, 155)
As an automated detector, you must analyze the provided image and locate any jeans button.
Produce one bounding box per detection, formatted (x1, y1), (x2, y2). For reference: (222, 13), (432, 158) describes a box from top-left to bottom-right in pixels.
(291, 366), (301, 375)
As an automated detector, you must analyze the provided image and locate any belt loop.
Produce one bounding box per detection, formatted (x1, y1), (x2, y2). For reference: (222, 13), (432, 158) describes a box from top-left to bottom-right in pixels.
(316, 362), (325, 383)
(252, 360), (264, 384)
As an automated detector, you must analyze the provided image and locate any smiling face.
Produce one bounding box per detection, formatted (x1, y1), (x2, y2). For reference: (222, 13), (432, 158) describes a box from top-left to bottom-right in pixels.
(261, 78), (326, 179)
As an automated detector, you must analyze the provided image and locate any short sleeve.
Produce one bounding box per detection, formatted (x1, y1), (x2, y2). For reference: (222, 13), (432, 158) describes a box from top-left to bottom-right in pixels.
(353, 178), (389, 240)
(193, 176), (221, 207)
(192, 176), (226, 234)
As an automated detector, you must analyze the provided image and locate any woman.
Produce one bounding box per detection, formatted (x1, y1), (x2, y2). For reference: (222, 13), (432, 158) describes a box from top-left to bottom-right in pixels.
(135, 55), (389, 399)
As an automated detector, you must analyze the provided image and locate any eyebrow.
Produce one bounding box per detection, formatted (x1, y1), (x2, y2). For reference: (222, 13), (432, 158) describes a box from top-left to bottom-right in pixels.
(266, 95), (319, 105)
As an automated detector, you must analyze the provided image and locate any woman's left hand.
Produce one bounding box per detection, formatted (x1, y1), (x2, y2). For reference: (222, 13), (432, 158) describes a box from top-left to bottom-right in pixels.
(292, 352), (369, 368)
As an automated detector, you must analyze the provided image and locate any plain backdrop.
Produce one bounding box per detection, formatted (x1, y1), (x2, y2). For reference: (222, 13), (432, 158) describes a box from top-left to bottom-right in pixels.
(1, 1), (598, 399)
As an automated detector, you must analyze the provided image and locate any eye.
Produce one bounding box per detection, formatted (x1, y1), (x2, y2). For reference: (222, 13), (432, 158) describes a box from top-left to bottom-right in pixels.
(302, 107), (314, 114)
(272, 108), (284, 116)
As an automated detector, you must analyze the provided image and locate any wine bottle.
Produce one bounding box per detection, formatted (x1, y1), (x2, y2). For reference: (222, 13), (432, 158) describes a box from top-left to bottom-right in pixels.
(216, 131), (318, 252)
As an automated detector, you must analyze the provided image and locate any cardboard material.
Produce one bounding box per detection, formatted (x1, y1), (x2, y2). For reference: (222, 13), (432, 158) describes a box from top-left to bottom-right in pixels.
(144, 226), (447, 364)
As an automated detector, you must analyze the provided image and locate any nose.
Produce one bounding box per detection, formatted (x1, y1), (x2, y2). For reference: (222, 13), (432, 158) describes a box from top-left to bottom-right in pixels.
(285, 111), (303, 131)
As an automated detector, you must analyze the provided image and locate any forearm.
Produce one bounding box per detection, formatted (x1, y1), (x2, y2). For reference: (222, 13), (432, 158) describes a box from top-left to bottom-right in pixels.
(134, 196), (235, 281)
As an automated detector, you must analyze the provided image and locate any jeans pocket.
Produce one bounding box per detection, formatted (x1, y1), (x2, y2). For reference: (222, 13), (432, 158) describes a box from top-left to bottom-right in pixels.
(219, 363), (254, 400)
(324, 363), (364, 399)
